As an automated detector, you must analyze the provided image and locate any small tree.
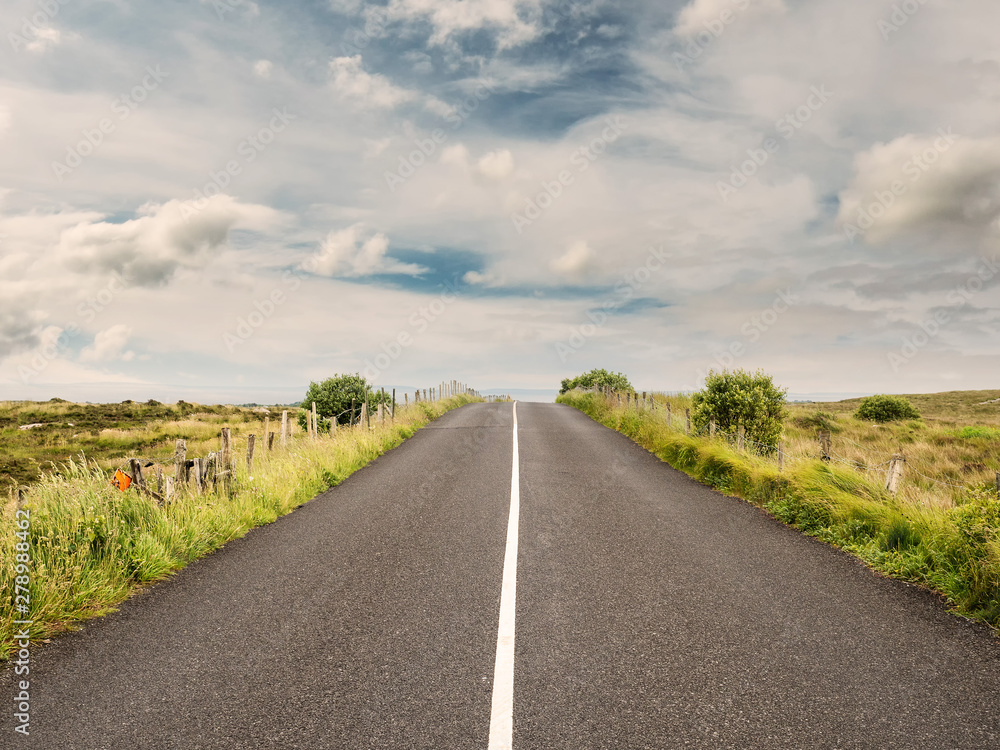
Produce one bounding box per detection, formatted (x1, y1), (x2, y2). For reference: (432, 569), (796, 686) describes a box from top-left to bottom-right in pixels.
(692, 369), (787, 452)
(559, 368), (633, 394)
(855, 395), (920, 423)
(298, 374), (391, 430)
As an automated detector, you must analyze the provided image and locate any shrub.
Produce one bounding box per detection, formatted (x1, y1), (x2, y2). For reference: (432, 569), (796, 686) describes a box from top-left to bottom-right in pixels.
(855, 394), (921, 423)
(793, 410), (840, 433)
(691, 369), (787, 452)
(559, 368), (633, 395)
(298, 374), (393, 430)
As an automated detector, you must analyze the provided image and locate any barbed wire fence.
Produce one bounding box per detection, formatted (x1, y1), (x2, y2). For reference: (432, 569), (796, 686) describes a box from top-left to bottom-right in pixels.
(573, 386), (1000, 499)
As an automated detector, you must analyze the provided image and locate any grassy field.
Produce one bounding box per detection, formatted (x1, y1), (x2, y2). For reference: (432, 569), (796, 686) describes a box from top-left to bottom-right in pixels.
(0, 395), (477, 660)
(0, 399), (289, 496)
(559, 388), (1000, 628)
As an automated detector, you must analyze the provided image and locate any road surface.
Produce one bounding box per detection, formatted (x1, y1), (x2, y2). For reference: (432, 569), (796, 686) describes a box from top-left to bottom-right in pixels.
(4, 402), (1000, 749)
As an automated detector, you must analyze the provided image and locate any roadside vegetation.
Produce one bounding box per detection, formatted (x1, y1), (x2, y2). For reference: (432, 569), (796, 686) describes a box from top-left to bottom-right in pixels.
(0, 399), (280, 496)
(0, 392), (478, 659)
(558, 373), (1000, 627)
(559, 368), (632, 395)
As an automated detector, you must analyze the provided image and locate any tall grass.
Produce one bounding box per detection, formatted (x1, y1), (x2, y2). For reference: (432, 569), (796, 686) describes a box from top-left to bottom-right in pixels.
(559, 390), (1000, 627)
(0, 396), (476, 659)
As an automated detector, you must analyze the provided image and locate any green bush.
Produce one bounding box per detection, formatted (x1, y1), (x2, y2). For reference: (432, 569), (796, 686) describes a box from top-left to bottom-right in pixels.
(559, 368), (633, 395)
(855, 394), (921, 423)
(691, 369), (787, 452)
(793, 410), (840, 432)
(298, 374), (392, 430)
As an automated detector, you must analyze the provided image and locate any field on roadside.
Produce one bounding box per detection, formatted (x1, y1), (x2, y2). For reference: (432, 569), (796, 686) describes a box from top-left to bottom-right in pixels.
(559, 388), (1000, 628)
(0, 395), (477, 660)
(0, 399), (301, 497)
(644, 389), (1000, 508)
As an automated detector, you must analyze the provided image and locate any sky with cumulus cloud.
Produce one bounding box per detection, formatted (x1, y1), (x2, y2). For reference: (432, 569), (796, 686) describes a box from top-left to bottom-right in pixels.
(0, 0), (998, 403)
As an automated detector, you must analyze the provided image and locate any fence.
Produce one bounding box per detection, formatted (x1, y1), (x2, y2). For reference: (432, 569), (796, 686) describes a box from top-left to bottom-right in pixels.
(119, 382), (486, 505)
(580, 386), (1000, 499)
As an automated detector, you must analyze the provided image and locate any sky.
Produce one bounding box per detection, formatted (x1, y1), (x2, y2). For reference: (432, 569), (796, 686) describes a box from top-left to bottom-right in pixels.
(0, 0), (998, 404)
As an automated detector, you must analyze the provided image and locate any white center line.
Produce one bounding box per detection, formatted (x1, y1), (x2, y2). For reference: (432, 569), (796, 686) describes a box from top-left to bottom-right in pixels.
(488, 401), (520, 750)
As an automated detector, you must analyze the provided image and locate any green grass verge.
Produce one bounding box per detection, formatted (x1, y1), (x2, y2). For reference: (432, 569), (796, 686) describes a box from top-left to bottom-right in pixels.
(559, 391), (1000, 628)
(0, 396), (476, 659)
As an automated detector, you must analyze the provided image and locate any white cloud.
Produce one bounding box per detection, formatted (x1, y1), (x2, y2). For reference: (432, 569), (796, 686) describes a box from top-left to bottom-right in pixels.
(838, 132), (1000, 245)
(80, 324), (134, 363)
(55, 195), (280, 286)
(302, 224), (425, 277)
(550, 241), (595, 278)
(477, 149), (514, 181)
(253, 60), (274, 79)
(674, 0), (786, 38)
(387, 0), (544, 49)
(330, 56), (418, 109)
(441, 143), (470, 167)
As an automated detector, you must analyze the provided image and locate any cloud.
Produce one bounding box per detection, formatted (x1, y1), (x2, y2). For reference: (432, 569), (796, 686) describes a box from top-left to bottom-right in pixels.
(838, 132), (1000, 245)
(253, 60), (274, 79)
(55, 196), (280, 286)
(674, 0), (786, 37)
(329, 56), (419, 109)
(387, 0), (544, 49)
(0, 284), (44, 358)
(80, 324), (134, 363)
(477, 149), (515, 181)
(550, 241), (595, 278)
(302, 224), (425, 277)
(441, 144), (470, 167)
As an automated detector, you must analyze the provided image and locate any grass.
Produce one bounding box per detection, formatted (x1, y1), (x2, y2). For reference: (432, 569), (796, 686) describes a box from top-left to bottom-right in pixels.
(0, 399), (283, 496)
(0, 395), (477, 660)
(559, 389), (1000, 628)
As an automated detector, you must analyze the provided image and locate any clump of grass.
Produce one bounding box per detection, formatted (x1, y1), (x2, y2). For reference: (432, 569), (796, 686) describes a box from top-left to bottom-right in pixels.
(952, 426), (1000, 440)
(0, 396), (476, 659)
(559, 390), (1000, 627)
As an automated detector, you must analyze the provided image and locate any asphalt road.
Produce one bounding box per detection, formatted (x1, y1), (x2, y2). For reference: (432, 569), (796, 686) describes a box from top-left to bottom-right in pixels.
(4, 402), (1000, 749)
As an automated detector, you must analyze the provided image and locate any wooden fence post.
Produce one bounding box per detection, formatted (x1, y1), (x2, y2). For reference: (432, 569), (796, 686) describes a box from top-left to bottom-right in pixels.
(778, 441), (785, 472)
(129, 459), (145, 493)
(885, 455), (906, 495)
(392, 389), (396, 420)
(818, 430), (832, 462)
(666, 402), (672, 427)
(996, 471), (1000, 494)
(156, 467), (163, 497)
(360, 401), (368, 429)
(267, 432), (275, 451)
(280, 411), (288, 448)
(174, 439), (188, 486)
(709, 417), (716, 437)
(220, 428), (232, 473)
(642, 391), (647, 409)
(377, 403), (384, 423)
(193, 458), (203, 494)
(685, 409), (691, 435)
(312, 402), (318, 440)
(263, 416), (270, 446)
(165, 476), (174, 502)
(737, 424), (745, 452)
(246, 434), (256, 471)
